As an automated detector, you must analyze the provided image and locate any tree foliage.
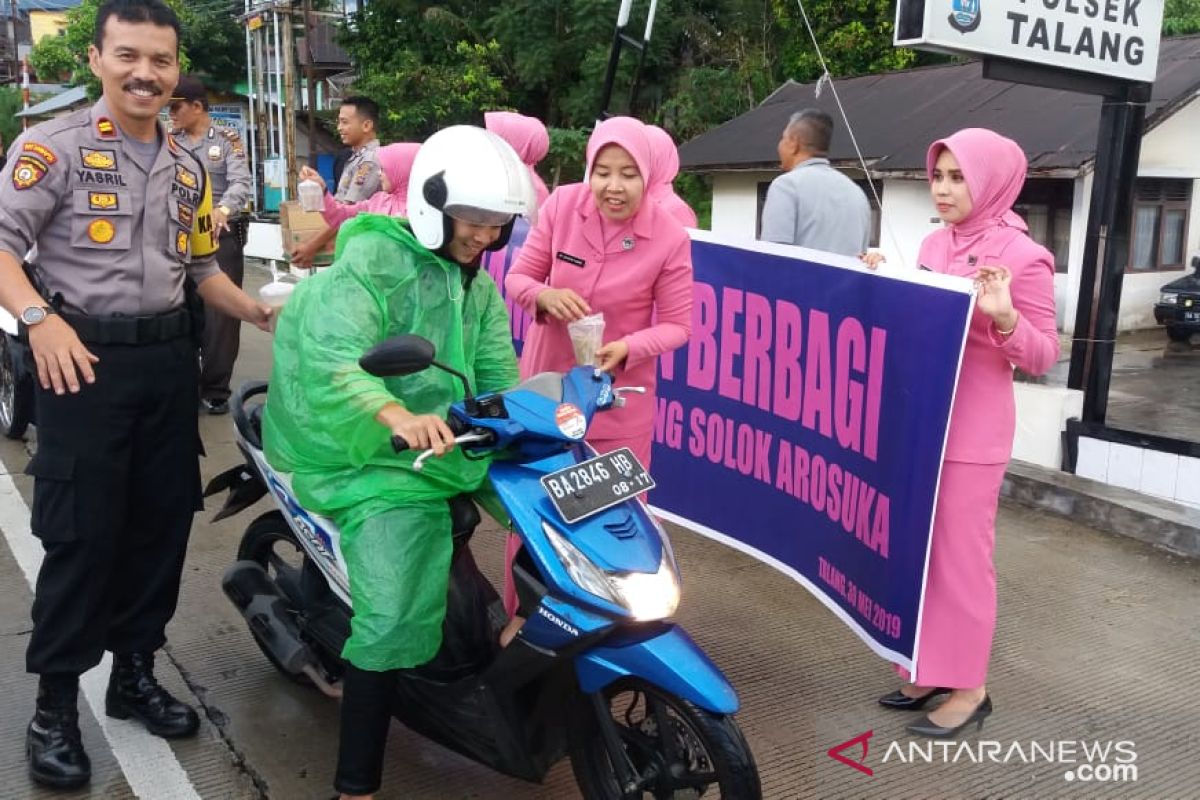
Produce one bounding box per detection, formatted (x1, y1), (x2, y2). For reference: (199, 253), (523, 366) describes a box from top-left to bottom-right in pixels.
(28, 0), (244, 95)
(1163, 0), (1200, 34)
(0, 86), (25, 149)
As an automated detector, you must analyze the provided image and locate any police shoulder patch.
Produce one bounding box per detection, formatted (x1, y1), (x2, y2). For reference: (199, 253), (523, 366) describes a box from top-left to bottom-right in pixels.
(12, 156), (49, 190)
(22, 142), (58, 165)
(175, 229), (189, 258)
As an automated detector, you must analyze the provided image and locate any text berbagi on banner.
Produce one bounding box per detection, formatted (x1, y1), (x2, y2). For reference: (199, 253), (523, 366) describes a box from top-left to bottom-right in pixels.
(484, 226), (975, 677)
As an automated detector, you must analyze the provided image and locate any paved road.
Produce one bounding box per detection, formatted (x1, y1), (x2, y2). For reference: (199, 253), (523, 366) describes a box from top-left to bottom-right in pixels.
(0, 266), (1197, 799)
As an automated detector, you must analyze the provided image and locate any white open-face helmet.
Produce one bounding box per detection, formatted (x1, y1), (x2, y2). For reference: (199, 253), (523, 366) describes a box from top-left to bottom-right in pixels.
(407, 125), (538, 252)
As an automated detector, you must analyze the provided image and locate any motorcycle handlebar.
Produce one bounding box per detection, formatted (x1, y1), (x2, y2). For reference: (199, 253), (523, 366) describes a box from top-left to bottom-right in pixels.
(390, 414), (470, 454)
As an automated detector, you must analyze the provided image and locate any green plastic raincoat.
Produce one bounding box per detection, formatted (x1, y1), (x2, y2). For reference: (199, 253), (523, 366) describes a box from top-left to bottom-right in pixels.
(262, 214), (519, 670)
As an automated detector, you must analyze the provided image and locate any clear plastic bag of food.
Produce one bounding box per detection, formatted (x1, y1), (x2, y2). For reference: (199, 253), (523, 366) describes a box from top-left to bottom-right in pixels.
(567, 313), (605, 367)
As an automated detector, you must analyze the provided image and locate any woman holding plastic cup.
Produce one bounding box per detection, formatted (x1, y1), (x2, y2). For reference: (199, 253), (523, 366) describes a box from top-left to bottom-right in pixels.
(501, 116), (693, 620)
(297, 142), (420, 231)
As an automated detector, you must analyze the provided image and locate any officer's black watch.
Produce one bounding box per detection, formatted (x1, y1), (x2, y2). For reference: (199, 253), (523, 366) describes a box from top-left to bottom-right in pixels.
(19, 305), (55, 326)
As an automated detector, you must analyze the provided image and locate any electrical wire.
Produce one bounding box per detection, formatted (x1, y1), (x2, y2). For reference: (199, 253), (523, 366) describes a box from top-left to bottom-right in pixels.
(792, 0), (909, 267)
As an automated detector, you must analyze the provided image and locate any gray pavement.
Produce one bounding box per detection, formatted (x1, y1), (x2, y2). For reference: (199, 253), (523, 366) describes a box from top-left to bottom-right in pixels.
(1041, 327), (1200, 443)
(0, 264), (1197, 799)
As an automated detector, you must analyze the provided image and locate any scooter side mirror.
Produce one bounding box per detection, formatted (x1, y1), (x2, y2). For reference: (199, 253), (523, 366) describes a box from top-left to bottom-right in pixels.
(360, 335), (436, 377)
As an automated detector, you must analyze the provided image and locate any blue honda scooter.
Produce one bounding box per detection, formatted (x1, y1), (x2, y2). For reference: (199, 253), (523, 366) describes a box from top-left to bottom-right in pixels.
(209, 334), (761, 799)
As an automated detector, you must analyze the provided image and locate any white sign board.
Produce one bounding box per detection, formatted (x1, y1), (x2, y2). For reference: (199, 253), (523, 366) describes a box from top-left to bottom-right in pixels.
(895, 0), (1164, 83)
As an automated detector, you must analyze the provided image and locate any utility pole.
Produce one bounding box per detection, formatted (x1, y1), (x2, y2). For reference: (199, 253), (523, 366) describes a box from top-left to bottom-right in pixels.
(302, 0), (317, 168)
(280, 3), (298, 199)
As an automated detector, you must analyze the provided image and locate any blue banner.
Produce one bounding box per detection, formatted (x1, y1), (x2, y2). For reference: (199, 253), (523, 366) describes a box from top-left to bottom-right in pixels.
(485, 226), (974, 673)
(649, 233), (973, 674)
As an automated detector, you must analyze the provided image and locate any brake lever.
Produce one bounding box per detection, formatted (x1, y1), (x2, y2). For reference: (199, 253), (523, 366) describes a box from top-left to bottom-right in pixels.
(412, 431), (493, 472)
(611, 385), (647, 409)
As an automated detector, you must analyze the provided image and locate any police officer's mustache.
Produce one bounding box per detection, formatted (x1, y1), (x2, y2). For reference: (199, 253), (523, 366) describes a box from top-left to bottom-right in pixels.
(123, 81), (162, 96)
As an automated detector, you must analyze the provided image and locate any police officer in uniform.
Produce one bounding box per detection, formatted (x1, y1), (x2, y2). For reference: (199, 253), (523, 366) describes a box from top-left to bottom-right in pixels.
(168, 75), (252, 415)
(290, 94), (382, 267)
(0, 0), (273, 789)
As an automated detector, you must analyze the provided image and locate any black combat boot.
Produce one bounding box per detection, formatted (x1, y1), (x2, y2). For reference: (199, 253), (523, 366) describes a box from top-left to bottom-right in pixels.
(105, 652), (199, 738)
(27, 674), (91, 789)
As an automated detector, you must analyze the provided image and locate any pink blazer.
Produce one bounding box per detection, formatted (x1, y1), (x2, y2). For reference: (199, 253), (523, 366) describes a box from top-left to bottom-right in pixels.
(505, 183), (693, 442)
(920, 229), (1060, 464)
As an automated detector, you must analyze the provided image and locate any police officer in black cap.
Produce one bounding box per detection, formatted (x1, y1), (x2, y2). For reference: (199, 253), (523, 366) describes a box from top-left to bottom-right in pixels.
(0, 0), (273, 789)
(168, 75), (253, 415)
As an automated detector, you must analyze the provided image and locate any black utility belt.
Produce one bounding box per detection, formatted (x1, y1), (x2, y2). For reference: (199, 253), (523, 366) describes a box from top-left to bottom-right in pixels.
(60, 307), (192, 346)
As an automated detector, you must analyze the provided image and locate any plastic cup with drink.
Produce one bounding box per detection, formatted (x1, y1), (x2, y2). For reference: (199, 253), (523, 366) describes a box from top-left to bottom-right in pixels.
(297, 177), (324, 213)
(259, 279), (294, 332)
(567, 313), (605, 368)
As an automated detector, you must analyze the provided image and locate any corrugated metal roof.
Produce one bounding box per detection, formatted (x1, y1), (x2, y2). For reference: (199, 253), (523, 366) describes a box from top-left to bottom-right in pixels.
(16, 84), (86, 117)
(679, 35), (1200, 175)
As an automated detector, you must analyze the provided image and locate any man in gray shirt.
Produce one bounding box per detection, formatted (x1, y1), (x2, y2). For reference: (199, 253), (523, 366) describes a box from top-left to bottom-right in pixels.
(759, 109), (872, 257)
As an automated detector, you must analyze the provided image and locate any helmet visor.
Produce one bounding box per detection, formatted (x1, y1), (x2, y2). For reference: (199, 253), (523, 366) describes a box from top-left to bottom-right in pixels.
(444, 204), (516, 228)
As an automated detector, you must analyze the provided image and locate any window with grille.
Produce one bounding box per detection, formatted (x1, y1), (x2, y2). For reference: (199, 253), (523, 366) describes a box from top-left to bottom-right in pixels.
(1129, 179), (1192, 272)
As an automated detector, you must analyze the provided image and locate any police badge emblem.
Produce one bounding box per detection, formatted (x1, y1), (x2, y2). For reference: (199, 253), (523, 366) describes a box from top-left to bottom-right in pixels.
(948, 0), (981, 33)
(208, 145), (222, 161)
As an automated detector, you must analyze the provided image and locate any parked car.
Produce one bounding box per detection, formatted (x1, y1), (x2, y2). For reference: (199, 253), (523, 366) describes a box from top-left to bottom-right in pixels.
(0, 309), (35, 439)
(1154, 255), (1200, 343)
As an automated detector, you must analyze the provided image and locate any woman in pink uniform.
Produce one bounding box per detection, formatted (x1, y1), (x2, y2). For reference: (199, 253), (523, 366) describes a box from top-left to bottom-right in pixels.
(645, 125), (698, 228)
(868, 128), (1059, 738)
(499, 116), (693, 621)
(298, 142), (420, 229)
(484, 110), (551, 208)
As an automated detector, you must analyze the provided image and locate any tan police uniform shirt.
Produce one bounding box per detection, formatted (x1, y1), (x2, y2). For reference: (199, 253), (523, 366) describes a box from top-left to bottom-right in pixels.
(174, 123), (252, 215)
(0, 98), (220, 317)
(335, 138), (382, 202)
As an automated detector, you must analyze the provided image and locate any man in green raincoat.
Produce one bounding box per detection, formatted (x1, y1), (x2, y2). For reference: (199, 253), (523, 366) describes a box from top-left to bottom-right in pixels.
(262, 126), (537, 800)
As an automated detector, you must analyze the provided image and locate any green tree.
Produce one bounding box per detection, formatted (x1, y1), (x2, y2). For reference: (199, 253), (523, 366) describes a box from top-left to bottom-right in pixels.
(338, 1), (508, 140)
(1163, 0), (1200, 34)
(28, 0), (244, 95)
(0, 86), (26, 150)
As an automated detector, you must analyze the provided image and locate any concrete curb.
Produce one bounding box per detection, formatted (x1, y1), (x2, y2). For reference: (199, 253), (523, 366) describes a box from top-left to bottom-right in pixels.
(1001, 459), (1200, 559)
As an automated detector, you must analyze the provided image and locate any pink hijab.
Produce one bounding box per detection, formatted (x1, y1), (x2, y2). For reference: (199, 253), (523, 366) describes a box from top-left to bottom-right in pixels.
(585, 115), (655, 208)
(484, 111), (550, 207)
(927, 128), (1028, 237)
(369, 142), (420, 216)
(645, 125), (698, 228)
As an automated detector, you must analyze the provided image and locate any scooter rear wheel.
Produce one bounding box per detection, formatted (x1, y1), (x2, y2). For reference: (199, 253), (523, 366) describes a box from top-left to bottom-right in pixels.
(0, 334), (33, 440)
(568, 678), (761, 800)
(237, 511), (343, 687)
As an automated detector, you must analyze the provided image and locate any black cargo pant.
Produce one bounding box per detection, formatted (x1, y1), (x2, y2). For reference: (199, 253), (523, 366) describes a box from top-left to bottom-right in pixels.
(25, 336), (203, 676)
(200, 226), (246, 403)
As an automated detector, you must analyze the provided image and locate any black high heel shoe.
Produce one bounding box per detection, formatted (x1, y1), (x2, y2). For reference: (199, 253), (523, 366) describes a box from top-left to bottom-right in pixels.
(877, 686), (951, 711)
(906, 694), (992, 738)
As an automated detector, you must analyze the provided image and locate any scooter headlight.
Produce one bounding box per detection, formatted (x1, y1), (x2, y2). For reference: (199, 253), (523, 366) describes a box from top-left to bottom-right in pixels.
(541, 521), (681, 621)
(542, 521), (623, 607)
(608, 551), (680, 621)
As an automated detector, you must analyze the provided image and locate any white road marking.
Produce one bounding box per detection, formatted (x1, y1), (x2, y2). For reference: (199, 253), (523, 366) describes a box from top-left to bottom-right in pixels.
(0, 469), (202, 800)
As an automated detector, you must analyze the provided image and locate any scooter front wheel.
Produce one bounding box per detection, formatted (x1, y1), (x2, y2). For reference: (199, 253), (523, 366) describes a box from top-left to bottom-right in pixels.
(568, 678), (761, 800)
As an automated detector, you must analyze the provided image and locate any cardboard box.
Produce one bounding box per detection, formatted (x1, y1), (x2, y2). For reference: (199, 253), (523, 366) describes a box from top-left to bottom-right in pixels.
(279, 201), (334, 265)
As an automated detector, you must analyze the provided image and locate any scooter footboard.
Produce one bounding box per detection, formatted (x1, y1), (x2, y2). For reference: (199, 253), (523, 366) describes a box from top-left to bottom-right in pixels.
(574, 625), (739, 715)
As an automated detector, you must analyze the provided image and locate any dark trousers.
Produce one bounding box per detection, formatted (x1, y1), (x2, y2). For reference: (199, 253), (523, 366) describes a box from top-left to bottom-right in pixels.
(200, 228), (245, 403)
(25, 337), (202, 676)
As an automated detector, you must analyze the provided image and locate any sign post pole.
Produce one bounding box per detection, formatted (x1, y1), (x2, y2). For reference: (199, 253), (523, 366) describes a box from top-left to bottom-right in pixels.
(1067, 82), (1150, 424)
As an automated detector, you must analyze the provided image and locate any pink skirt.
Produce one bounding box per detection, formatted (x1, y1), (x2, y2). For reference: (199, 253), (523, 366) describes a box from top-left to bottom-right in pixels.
(900, 460), (1006, 689)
